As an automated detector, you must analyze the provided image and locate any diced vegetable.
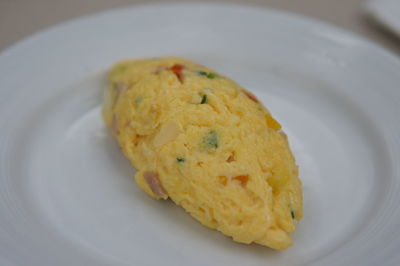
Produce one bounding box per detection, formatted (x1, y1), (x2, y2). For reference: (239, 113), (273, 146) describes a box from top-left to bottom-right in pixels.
(219, 176), (228, 186)
(143, 171), (167, 198)
(227, 152), (235, 162)
(200, 130), (219, 151)
(232, 175), (249, 186)
(153, 121), (182, 147)
(266, 115), (281, 130)
(197, 71), (219, 79)
(177, 157), (185, 163)
(200, 94), (207, 104)
(206, 72), (218, 79)
(169, 64), (184, 83)
(243, 89), (259, 103)
(197, 71), (208, 76)
(135, 96), (143, 104)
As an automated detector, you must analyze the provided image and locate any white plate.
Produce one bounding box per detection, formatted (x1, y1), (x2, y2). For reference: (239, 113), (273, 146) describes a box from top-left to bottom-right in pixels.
(1, 3), (400, 266)
(366, 0), (400, 37)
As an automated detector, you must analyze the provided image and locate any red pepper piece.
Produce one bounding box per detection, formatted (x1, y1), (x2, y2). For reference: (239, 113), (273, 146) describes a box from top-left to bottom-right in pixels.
(169, 64), (184, 83)
(243, 89), (259, 103)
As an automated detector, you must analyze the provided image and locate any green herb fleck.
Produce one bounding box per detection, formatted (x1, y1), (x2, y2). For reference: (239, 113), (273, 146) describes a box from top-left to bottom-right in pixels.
(290, 209), (295, 219)
(206, 72), (218, 79)
(197, 71), (219, 79)
(197, 71), (208, 76)
(200, 130), (219, 151)
(134, 96), (143, 104)
(200, 94), (207, 104)
(177, 157), (185, 163)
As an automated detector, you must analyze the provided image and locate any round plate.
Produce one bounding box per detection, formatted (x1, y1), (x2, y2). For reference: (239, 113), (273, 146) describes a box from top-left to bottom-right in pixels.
(1, 3), (399, 266)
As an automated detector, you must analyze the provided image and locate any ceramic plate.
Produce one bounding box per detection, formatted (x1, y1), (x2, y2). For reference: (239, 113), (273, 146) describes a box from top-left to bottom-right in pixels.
(1, 3), (400, 266)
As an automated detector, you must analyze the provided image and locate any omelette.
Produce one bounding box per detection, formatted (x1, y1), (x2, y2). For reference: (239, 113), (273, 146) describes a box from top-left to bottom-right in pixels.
(102, 57), (303, 250)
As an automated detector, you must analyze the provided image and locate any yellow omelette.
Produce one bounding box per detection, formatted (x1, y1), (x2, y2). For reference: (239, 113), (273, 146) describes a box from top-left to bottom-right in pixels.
(103, 57), (303, 250)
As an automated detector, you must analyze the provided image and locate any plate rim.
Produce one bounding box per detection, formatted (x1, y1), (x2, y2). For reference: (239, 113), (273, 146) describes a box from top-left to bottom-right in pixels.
(0, 2), (400, 64)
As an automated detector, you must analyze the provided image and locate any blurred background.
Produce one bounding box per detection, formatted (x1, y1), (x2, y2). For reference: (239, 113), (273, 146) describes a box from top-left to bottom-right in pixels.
(0, 0), (399, 54)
